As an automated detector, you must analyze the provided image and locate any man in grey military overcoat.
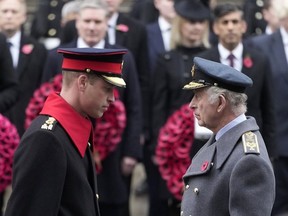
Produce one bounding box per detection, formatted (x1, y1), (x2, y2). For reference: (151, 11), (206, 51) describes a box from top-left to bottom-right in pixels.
(180, 57), (275, 216)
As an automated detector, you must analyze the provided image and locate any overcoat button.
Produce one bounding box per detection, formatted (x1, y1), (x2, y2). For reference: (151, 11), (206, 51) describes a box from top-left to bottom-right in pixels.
(194, 188), (199, 194)
(185, 184), (190, 190)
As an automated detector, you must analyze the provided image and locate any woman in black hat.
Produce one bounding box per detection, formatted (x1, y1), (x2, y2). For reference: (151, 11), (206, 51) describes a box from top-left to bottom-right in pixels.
(147, 0), (212, 215)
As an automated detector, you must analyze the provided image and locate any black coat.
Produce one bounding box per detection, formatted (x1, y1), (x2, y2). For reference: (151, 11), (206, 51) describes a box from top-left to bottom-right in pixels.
(0, 33), (18, 113)
(151, 46), (206, 150)
(4, 34), (47, 136)
(198, 44), (276, 156)
(5, 115), (100, 216)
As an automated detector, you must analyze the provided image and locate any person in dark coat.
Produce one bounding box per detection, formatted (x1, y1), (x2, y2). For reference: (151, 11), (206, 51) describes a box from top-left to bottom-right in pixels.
(198, 2), (276, 157)
(249, 0), (288, 214)
(181, 57), (275, 216)
(0, 33), (18, 114)
(100, 0), (150, 144)
(0, 0), (47, 136)
(150, 1), (211, 215)
(243, 0), (267, 36)
(30, 0), (73, 49)
(4, 45), (128, 216)
(41, 2), (142, 216)
(0, 33), (18, 216)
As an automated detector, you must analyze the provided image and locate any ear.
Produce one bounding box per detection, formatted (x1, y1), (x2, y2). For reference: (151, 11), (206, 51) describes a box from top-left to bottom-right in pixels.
(78, 74), (88, 92)
(217, 94), (227, 112)
(213, 22), (219, 36)
(241, 20), (247, 34)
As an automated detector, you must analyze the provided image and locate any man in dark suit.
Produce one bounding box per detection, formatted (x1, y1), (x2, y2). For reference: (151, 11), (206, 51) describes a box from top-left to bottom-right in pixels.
(181, 57), (275, 216)
(0, 0), (47, 136)
(249, 0), (288, 214)
(0, 33), (18, 216)
(198, 2), (276, 157)
(42, 2), (142, 216)
(0, 33), (18, 114)
(100, 0), (150, 142)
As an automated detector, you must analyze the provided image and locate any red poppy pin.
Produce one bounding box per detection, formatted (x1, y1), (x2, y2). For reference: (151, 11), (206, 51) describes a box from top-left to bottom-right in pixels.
(243, 55), (253, 68)
(201, 161), (209, 171)
(116, 24), (129, 32)
(22, 44), (34, 54)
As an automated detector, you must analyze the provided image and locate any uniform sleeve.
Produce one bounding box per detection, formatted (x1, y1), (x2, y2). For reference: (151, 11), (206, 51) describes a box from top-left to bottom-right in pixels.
(229, 155), (275, 216)
(5, 131), (67, 216)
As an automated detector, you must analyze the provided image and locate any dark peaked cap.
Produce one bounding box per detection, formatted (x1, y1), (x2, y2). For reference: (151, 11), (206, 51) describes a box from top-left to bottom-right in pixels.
(58, 47), (127, 88)
(174, 0), (211, 21)
(183, 57), (253, 93)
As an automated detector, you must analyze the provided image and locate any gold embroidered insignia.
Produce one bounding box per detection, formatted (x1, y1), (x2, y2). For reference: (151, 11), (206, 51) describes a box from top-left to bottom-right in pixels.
(191, 65), (195, 77)
(41, 117), (57, 130)
(242, 131), (260, 154)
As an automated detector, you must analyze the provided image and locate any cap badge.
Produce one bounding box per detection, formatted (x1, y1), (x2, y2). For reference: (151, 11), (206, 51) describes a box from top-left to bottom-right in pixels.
(121, 60), (124, 70)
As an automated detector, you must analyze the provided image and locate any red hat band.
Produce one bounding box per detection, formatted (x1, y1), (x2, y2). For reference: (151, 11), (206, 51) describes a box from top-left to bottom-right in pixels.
(62, 58), (123, 76)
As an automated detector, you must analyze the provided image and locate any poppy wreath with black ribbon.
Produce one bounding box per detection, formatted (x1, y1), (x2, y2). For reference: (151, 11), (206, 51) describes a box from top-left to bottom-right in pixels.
(0, 114), (20, 192)
(155, 103), (194, 200)
(25, 74), (126, 160)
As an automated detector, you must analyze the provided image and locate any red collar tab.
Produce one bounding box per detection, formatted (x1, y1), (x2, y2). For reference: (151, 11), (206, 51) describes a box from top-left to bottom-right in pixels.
(40, 93), (93, 158)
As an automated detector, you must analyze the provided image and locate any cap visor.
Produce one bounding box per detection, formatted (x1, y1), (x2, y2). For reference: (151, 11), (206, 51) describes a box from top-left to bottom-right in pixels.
(183, 81), (209, 90)
(102, 75), (126, 88)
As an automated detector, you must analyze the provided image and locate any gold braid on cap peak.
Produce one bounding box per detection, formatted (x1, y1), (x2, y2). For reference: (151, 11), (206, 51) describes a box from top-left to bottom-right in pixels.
(191, 65), (195, 77)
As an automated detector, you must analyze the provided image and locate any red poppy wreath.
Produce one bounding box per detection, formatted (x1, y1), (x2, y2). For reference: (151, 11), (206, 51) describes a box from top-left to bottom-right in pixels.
(155, 104), (194, 200)
(25, 74), (126, 161)
(0, 114), (20, 192)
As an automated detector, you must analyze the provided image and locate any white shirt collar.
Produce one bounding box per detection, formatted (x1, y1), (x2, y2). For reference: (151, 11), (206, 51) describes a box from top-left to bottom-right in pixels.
(8, 30), (21, 49)
(215, 114), (246, 141)
(77, 37), (105, 49)
(108, 12), (119, 28)
(218, 43), (243, 60)
(280, 27), (288, 45)
(158, 16), (171, 33)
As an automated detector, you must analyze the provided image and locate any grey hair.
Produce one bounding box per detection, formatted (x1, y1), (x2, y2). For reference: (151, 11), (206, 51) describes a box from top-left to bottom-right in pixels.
(206, 86), (248, 115)
(61, 0), (82, 18)
(79, 0), (109, 17)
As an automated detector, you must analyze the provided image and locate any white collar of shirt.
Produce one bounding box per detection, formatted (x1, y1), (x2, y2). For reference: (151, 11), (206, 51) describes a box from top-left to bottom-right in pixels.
(8, 31), (21, 49)
(265, 26), (274, 35)
(215, 114), (247, 141)
(280, 27), (288, 64)
(77, 37), (105, 49)
(218, 43), (243, 71)
(107, 12), (119, 45)
(8, 31), (21, 68)
(158, 16), (172, 51)
(280, 27), (288, 45)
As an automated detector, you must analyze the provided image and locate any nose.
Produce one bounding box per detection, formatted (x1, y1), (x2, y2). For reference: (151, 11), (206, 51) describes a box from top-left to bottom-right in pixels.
(189, 97), (196, 110)
(108, 91), (115, 103)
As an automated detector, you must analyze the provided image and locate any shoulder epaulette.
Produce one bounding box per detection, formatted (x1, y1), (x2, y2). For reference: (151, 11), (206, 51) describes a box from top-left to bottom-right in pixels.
(41, 117), (57, 131)
(242, 131), (260, 154)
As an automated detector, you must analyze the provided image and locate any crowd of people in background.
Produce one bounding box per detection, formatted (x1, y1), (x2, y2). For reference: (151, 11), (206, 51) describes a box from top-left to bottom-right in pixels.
(1, 0), (288, 215)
